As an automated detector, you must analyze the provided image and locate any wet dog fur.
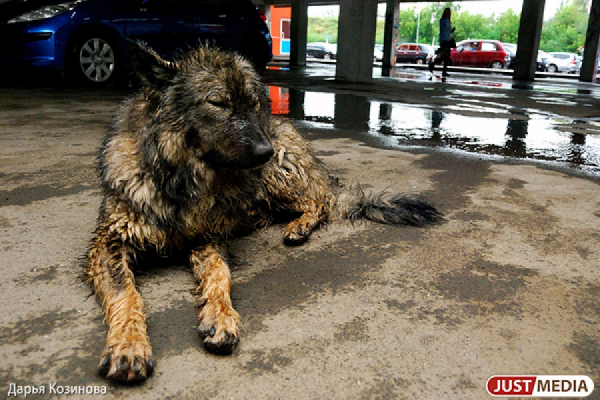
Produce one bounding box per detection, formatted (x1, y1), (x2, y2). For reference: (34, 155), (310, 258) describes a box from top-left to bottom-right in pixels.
(86, 41), (443, 382)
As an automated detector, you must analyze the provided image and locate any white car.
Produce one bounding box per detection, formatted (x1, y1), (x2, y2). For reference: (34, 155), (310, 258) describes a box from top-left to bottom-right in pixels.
(546, 52), (582, 73)
(374, 44), (384, 61)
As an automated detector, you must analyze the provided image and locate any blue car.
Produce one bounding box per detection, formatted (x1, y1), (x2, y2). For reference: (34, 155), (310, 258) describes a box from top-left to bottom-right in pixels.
(0, 0), (272, 85)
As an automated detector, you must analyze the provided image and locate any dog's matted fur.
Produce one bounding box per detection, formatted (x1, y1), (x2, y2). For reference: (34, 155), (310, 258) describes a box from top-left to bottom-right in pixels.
(86, 41), (443, 381)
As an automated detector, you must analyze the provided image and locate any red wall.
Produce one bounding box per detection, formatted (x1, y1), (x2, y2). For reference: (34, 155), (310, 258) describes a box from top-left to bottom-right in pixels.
(270, 6), (291, 56)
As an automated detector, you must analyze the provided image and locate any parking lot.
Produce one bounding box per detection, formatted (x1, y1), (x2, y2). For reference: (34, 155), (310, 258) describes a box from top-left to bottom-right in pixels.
(0, 64), (599, 399)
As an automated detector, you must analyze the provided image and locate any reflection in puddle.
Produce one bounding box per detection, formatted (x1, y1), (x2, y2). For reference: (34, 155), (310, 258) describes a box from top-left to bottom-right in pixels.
(269, 86), (600, 174)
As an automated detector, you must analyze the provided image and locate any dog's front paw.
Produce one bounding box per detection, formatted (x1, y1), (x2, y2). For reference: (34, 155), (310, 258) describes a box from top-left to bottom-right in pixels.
(197, 300), (240, 354)
(283, 220), (310, 246)
(98, 343), (154, 382)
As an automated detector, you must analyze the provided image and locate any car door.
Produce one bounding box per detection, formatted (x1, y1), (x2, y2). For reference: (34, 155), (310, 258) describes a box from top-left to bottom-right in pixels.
(550, 53), (568, 70)
(455, 41), (477, 66)
(475, 41), (498, 67)
(418, 45), (431, 63)
(124, 0), (234, 60)
(396, 44), (409, 63)
(407, 45), (418, 62)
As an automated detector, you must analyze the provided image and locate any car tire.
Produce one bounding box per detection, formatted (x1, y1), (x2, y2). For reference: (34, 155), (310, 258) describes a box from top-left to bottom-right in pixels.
(416, 58), (425, 65)
(70, 34), (120, 85)
(324, 53), (331, 60)
(490, 61), (504, 69)
(547, 64), (558, 73)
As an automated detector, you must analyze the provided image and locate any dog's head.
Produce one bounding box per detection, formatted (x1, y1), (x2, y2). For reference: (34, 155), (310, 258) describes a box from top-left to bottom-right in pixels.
(128, 41), (274, 170)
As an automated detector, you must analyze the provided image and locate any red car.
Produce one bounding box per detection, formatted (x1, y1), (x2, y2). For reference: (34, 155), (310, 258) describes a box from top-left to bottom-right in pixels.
(450, 40), (511, 69)
(396, 43), (433, 64)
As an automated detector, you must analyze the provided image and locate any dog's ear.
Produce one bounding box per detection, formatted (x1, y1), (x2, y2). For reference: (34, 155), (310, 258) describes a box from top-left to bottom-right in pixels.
(126, 39), (177, 88)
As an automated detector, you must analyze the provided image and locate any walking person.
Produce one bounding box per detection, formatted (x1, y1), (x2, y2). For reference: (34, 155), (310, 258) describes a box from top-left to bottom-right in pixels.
(438, 7), (455, 77)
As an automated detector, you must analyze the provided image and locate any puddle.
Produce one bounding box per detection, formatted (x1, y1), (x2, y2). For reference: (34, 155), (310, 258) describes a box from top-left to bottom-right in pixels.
(269, 86), (600, 174)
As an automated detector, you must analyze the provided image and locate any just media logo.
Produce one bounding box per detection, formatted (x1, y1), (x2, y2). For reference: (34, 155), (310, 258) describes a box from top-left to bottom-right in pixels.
(486, 375), (594, 397)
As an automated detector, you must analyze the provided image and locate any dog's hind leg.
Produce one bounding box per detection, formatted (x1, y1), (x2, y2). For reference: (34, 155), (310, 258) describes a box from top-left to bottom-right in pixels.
(190, 243), (240, 354)
(87, 226), (153, 382)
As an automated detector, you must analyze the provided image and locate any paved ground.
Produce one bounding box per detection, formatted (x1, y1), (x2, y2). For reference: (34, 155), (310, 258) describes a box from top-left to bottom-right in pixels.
(0, 67), (599, 399)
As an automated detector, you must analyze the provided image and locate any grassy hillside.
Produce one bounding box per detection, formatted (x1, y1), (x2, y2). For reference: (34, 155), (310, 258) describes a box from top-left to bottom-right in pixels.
(308, 17), (387, 45)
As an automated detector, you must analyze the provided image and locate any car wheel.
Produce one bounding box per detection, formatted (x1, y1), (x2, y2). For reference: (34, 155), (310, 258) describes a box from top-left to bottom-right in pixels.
(490, 61), (504, 69)
(324, 53), (331, 60)
(416, 58), (425, 65)
(71, 35), (119, 85)
(547, 64), (558, 73)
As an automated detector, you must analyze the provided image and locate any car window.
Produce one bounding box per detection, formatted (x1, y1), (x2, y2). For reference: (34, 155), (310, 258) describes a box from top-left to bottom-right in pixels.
(481, 42), (497, 51)
(409, 45), (418, 51)
(399, 45), (409, 51)
(467, 42), (479, 51)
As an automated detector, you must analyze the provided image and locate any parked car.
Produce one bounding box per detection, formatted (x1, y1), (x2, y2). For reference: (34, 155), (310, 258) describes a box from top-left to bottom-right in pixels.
(546, 52), (582, 73)
(396, 43), (432, 64)
(501, 43), (550, 71)
(450, 40), (510, 69)
(537, 50), (550, 71)
(374, 44), (384, 61)
(425, 45), (440, 64)
(501, 43), (517, 69)
(0, 0), (273, 85)
(306, 42), (337, 60)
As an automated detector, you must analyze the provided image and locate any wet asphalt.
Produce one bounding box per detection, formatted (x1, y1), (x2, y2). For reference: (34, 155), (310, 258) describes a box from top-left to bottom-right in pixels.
(0, 64), (599, 399)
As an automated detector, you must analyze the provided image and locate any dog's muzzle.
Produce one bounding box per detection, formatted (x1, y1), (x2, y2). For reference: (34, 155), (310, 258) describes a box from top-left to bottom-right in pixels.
(252, 141), (275, 166)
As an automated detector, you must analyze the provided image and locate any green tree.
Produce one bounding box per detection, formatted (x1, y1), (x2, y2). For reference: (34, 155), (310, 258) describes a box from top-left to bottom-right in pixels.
(540, 0), (590, 52)
(398, 2), (460, 45)
(397, 7), (417, 43)
(453, 11), (493, 42)
(489, 9), (521, 43)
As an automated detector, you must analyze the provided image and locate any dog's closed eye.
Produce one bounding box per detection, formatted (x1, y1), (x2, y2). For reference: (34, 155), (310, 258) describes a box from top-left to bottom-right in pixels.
(207, 100), (230, 109)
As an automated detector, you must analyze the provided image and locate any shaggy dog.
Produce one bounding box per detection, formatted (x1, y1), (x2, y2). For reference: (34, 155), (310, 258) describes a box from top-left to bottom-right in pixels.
(86, 41), (442, 381)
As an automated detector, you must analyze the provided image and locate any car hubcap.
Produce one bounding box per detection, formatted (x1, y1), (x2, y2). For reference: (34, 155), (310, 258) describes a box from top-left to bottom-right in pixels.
(79, 38), (115, 82)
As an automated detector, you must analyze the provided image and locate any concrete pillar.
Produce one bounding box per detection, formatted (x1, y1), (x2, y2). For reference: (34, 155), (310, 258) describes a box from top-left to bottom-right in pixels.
(290, 0), (308, 66)
(514, 0), (545, 81)
(580, 0), (600, 82)
(382, 0), (399, 70)
(288, 88), (305, 120)
(334, 94), (370, 131)
(336, 0), (378, 82)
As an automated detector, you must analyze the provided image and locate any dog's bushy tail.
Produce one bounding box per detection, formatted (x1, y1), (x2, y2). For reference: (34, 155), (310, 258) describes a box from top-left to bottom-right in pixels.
(335, 186), (444, 226)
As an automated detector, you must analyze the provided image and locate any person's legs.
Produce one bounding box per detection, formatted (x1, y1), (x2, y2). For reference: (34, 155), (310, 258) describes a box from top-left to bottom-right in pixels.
(441, 41), (450, 76)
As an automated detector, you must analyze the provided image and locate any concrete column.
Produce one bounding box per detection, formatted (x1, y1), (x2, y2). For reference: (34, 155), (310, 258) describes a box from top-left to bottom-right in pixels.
(580, 0), (600, 82)
(288, 88), (305, 120)
(290, 0), (308, 66)
(514, 0), (545, 81)
(382, 0), (399, 70)
(334, 94), (370, 131)
(336, 0), (378, 82)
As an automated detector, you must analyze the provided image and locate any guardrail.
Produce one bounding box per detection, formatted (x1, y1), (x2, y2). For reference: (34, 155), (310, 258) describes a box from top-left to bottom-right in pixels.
(270, 57), (583, 80)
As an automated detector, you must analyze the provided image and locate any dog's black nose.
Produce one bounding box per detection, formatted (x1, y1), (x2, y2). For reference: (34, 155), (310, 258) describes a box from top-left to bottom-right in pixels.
(253, 142), (275, 165)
